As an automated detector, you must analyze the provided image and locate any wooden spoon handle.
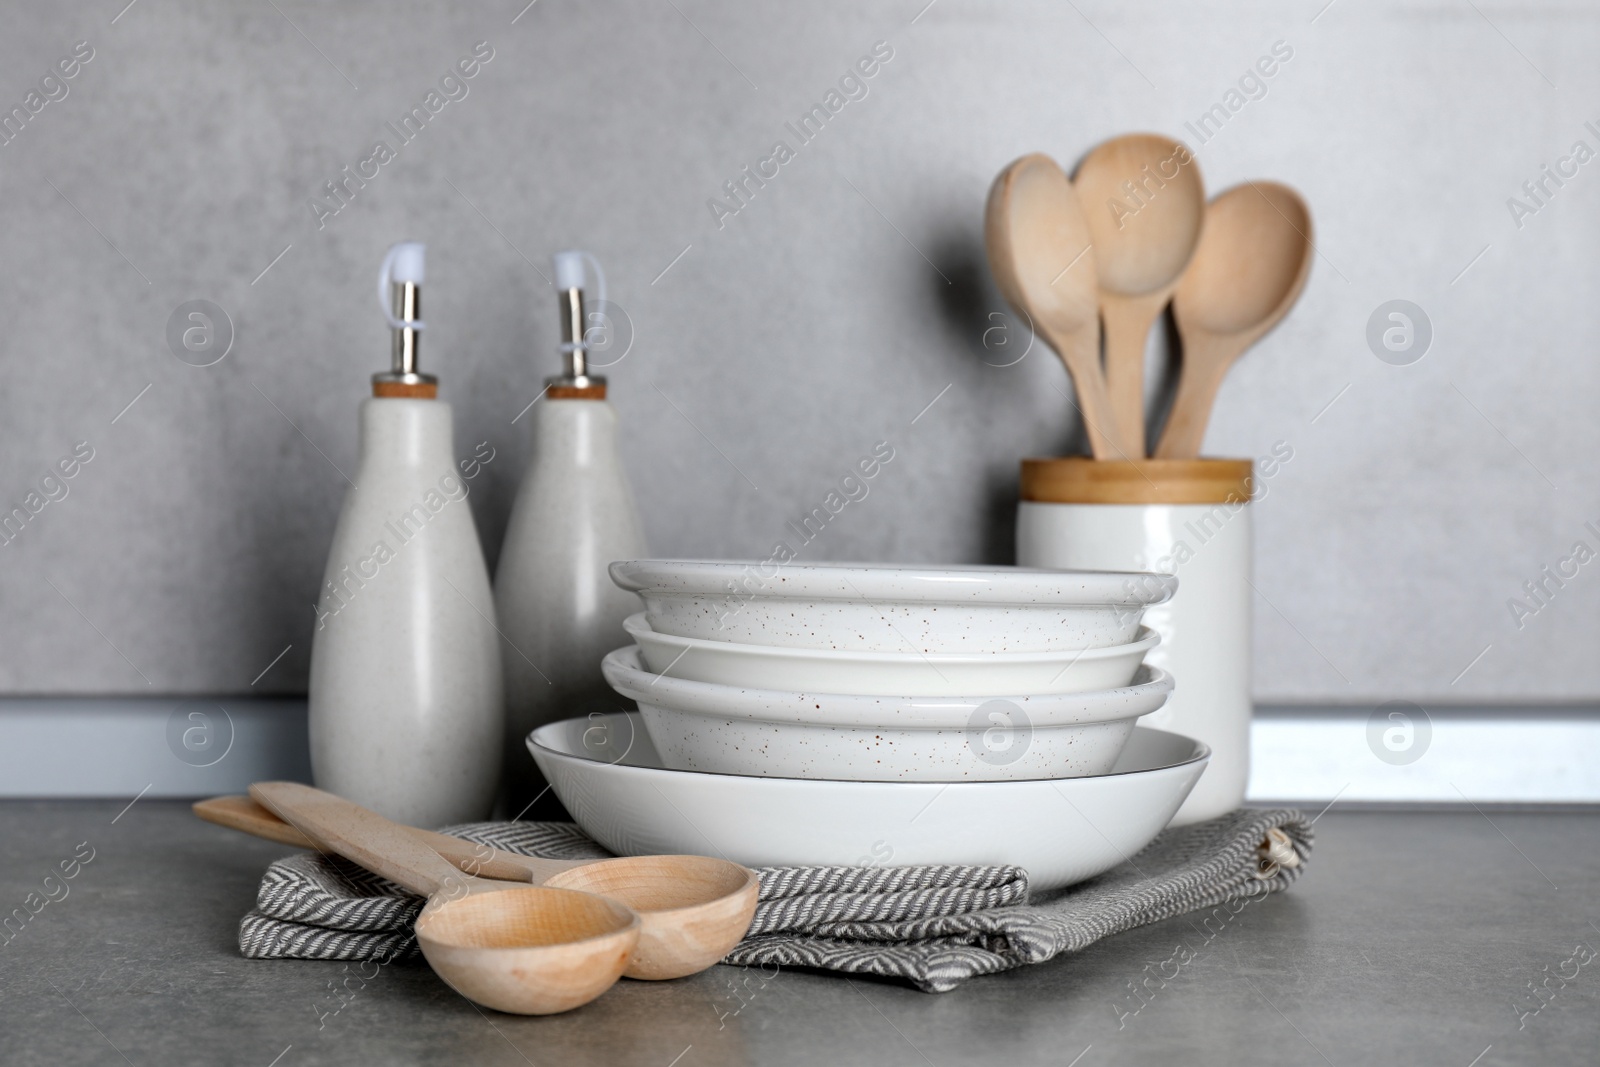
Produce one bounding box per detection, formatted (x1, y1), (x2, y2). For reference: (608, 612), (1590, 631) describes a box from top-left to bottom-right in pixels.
(194, 795), (319, 848)
(1100, 292), (1170, 458)
(1038, 320), (1124, 461)
(1154, 332), (1244, 459)
(1077, 377), (1124, 462)
(410, 829), (579, 884)
(250, 782), (479, 898)
(195, 795), (571, 883)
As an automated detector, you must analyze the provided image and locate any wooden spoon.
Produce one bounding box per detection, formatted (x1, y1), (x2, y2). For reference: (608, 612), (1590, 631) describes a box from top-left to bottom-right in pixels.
(200, 793), (758, 981)
(986, 153), (1126, 458)
(249, 782), (638, 1014)
(1073, 134), (1206, 455)
(1154, 181), (1313, 459)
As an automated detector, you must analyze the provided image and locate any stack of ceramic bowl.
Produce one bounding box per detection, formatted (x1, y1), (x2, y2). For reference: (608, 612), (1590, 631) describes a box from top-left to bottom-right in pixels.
(601, 560), (1176, 782)
(525, 561), (1211, 892)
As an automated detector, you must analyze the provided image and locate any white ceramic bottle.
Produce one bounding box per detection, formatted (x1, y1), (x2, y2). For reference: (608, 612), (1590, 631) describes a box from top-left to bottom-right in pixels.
(308, 242), (503, 828)
(495, 251), (646, 815)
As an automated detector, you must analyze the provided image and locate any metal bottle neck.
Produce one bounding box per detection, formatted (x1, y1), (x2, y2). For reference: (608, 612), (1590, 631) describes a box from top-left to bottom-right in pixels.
(546, 286), (606, 394)
(373, 280), (437, 397)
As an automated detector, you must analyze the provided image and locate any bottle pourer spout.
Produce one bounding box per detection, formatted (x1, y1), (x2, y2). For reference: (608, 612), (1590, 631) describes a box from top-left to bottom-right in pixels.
(373, 241), (438, 399)
(546, 250), (607, 399)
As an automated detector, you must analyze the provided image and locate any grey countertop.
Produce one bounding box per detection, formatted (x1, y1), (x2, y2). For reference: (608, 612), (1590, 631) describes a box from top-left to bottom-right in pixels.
(1, 801), (1596, 1067)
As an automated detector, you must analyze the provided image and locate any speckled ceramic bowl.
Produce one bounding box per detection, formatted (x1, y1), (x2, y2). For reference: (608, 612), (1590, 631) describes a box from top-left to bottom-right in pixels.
(607, 560), (1177, 654)
(600, 645), (1172, 782)
(624, 613), (1159, 696)
(529, 713), (1209, 891)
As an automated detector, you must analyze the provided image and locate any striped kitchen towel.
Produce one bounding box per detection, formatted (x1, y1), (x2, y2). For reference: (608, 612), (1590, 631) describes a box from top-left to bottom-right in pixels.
(238, 807), (1310, 993)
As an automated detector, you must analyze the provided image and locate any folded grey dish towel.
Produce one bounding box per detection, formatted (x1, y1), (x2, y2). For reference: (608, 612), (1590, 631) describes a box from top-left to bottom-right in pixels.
(239, 808), (1310, 993)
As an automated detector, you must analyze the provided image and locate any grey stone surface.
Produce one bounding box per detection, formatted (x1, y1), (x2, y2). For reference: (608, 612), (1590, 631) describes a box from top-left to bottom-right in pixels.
(0, 1), (1597, 702)
(0, 801), (1596, 1066)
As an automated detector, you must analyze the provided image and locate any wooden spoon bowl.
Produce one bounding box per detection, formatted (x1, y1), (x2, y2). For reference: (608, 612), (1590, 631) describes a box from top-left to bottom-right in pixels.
(1175, 182), (1310, 333)
(1075, 134), (1206, 294)
(415, 886), (639, 1015)
(543, 855), (760, 980)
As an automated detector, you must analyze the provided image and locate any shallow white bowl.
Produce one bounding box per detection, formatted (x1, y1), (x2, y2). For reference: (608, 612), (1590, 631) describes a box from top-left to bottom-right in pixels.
(528, 713), (1209, 892)
(601, 645), (1172, 781)
(608, 560), (1177, 653)
(625, 613), (1158, 696)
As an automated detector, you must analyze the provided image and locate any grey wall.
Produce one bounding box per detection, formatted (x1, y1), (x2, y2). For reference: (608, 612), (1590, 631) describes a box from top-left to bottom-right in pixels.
(0, 0), (1595, 704)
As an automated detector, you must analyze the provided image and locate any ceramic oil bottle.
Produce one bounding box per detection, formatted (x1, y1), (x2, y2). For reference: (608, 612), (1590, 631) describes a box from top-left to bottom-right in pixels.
(495, 251), (646, 815)
(308, 242), (503, 827)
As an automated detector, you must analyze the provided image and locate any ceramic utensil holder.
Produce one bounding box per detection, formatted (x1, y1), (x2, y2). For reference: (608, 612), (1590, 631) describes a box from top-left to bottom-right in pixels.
(1016, 458), (1254, 825)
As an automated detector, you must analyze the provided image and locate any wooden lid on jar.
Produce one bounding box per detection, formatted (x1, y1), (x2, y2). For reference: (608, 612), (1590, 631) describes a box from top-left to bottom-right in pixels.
(1020, 457), (1254, 505)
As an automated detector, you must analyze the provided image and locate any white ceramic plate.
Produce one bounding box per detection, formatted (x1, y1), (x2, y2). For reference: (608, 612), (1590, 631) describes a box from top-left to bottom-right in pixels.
(528, 713), (1209, 892)
(609, 560), (1177, 653)
(602, 645), (1172, 781)
(625, 613), (1158, 696)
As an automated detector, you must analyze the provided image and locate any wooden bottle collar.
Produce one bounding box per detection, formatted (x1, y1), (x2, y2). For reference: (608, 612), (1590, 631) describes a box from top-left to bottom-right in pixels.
(372, 380), (439, 399)
(369, 382), (609, 401)
(545, 382), (607, 400)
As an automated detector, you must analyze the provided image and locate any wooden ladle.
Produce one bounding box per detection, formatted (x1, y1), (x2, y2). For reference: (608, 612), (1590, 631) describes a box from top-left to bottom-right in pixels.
(1154, 181), (1313, 459)
(986, 153), (1126, 459)
(243, 780), (755, 1004)
(1073, 134), (1206, 455)
(249, 782), (637, 1014)
(202, 792), (758, 982)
